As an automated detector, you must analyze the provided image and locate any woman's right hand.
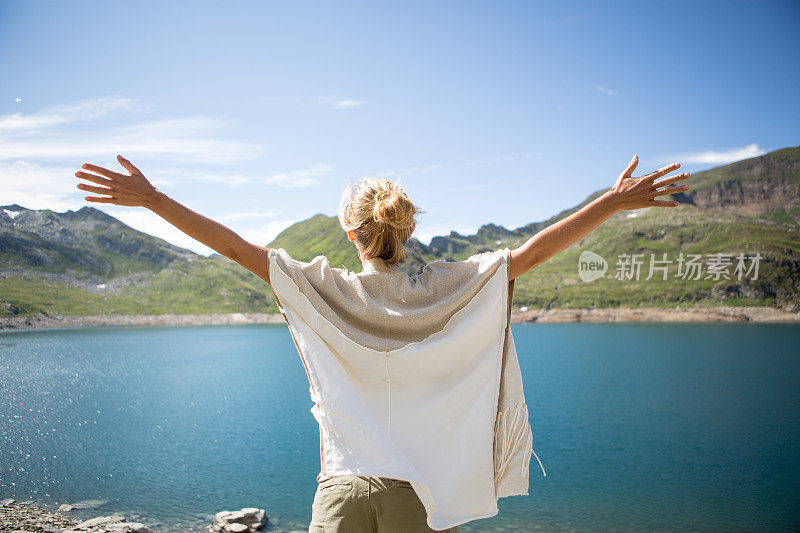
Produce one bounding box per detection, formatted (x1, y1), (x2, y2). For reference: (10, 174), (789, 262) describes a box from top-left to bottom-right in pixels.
(75, 155), (159, 207)
(605, 155), (691, 211)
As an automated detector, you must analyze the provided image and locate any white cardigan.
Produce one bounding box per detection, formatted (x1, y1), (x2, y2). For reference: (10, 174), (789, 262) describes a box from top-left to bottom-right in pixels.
(268, 247), (545, 531)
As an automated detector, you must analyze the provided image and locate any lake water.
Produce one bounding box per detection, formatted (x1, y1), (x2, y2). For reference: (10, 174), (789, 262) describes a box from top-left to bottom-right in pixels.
(1, 323), (798, 532)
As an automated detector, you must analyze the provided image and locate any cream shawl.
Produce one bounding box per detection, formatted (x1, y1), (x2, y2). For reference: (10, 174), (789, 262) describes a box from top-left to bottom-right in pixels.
(267, 247), (545, 530)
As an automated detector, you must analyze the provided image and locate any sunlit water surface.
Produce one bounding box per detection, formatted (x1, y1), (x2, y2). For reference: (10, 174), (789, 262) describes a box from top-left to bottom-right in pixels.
(1, 323), (798, 531)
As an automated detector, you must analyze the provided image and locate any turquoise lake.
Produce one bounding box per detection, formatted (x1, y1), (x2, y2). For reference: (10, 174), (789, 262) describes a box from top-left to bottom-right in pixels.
(1, 323), (798, 532)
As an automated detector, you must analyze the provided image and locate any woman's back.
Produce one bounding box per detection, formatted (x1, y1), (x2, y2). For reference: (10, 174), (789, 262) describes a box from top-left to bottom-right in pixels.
(268, 247), (510, 351)
(268, 246), (537, 531)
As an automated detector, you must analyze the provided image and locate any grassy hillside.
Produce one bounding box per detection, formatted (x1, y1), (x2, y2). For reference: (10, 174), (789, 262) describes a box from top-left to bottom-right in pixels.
(511, 205), (799, 309)
(0, 205), (280, 317)
(1, 145), (799, 318)
(680, 145), (800, 222)
(269, 206), (799, 310)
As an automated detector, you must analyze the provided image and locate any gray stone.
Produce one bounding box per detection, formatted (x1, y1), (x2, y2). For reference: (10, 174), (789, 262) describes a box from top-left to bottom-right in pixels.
(1, 498), (16, 507)
(70, 499), (110, 509)
(210, 507), (268, 532)
(74, 514), (126, 529)
(105, 523), (152, 533)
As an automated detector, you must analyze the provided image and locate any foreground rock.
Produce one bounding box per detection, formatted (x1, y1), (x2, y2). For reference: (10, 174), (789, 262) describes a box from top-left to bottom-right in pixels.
(58, 499), (110, 512)
(0, 498), (155, 533)
(0, 498), (80, 532)
(208, 508), (268, 532)
(64, 514), (153, 532)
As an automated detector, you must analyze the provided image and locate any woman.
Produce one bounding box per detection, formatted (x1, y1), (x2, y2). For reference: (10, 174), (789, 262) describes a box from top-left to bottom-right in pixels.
(75, 155), (690, 532)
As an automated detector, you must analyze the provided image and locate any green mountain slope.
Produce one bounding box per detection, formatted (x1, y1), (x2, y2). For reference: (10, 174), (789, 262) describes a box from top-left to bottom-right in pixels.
(679, 145), (800, 222)
(0, 205), (278, 316)
(1, 145), (799, 318)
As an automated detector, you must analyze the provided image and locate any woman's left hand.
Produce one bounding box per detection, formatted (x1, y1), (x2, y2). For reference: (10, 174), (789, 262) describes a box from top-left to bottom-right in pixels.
(75, 155), (158, 207)
(606, 155), (691, 211)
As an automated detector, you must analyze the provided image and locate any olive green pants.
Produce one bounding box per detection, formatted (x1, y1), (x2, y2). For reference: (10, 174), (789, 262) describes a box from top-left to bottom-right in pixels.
(309, 475), (460, 532)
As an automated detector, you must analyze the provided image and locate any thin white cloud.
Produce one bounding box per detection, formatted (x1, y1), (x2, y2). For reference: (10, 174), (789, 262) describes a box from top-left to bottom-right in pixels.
(218, 211), (278, 222)
(194, 172), (255, 187)
(0, 116), (263, 164)
(0, 95), (138, 132)
(14, 98), (22, 103)
(237, 217), (310, 247)
(0, 96), (313, 255)
(102, 210), (299, 256)
(163, 166), (327, 189)
(0, 160), (258, 217)
(0, 159), (179, 209)
(319, 97), (363, 109)
(0, 160), (82, 211)
(0, 158), (296, 256)
(595, 86), (618, 96)
(189, 164), (332, 188)
(265, 163), (332, 187)
(103, 209), (214, 255)
(673, 143), (766, 165)
(263, 96), (364, 109)
(413, 220), (481, 248)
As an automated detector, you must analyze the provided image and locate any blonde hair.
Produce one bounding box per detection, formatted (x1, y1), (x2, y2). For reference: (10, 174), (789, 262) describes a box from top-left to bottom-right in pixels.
(338, 177), (424, 265)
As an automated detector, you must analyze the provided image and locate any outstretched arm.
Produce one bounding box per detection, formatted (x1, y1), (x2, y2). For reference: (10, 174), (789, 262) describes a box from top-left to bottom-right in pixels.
(75, 155), (271, 284)
(508, 155), (691, 280)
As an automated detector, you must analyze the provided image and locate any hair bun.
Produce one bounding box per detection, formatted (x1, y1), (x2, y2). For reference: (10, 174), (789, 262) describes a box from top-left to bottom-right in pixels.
(373, 188), (415, 230)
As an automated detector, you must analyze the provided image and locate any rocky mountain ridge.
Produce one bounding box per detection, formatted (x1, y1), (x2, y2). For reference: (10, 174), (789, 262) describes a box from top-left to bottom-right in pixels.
(2, 145), (799, 318)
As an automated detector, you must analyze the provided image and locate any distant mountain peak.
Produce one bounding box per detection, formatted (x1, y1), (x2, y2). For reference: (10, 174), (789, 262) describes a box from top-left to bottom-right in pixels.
(62, 206), (125, 224)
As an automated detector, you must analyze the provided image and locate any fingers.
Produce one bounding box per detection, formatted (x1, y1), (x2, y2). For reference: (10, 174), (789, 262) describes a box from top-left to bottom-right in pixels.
(117, 154), (141, 175)
(84, 196), (117, 203)
(82, 163), (121, 179)
(77, 183), (114, 195)
(75, 170), (114, 186)
(621, 154), (639, 178)
(654, 183), (690, 196)
(653, 172), (691, 188)
(642, 162), (681, 181)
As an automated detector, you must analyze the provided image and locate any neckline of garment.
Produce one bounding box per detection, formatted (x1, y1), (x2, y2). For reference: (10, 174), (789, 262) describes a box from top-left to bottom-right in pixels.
(360, 258), (401, 274)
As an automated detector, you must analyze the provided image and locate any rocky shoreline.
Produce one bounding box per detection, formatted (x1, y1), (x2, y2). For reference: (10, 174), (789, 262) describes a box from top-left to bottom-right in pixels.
(0, 498), (156, 533)
(0, 312), (285, 331)
(0, 498), (274, 533)
(0, 306), (798, 331)
(513, 305), (800, 323)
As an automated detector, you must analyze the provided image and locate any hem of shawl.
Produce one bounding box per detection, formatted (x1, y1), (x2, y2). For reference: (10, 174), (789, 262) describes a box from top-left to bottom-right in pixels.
(314, 470), (499, 530)
(427, 506), (500, 531)
(269, 249), (329, 479)
(490, 248), (512, 501)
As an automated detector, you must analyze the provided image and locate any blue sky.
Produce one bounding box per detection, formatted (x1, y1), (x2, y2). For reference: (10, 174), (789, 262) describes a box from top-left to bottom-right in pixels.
(1, 1), (798, 255)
